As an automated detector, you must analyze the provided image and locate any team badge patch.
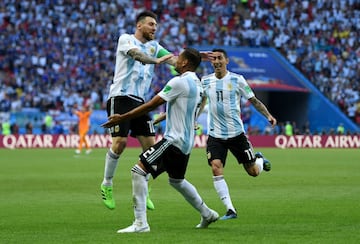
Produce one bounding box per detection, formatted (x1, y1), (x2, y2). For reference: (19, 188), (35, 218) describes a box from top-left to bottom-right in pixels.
(244, 85), (252, 94)
(163, 85), (172, 93)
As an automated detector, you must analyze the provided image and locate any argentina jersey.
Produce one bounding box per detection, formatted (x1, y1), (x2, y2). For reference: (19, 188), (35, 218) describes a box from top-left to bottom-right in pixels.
(158, 72), (203, 154)
(108, 34), (163, 100)
(202, 71), (254, 139)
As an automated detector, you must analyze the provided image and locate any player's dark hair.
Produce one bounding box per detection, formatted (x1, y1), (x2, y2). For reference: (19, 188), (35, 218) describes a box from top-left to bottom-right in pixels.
(183, 47), (201, 70)
(212, 48), (228, 58)
(136, 10), (157, 24)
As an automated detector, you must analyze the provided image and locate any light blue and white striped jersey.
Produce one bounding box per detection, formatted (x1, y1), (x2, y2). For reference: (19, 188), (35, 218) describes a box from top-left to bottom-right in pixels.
(202, 71), (254, 139)
(108, 34), (165, 100)
(158, 71), (203, 155)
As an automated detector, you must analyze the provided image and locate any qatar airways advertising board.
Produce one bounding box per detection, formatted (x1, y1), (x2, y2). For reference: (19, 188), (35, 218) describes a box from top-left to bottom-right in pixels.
(0, 134), (359, 149)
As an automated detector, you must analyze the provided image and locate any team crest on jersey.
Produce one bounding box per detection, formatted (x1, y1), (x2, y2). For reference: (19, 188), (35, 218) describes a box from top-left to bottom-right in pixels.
(227, 82), (233, 90)
(163, 85), (172, 93)
(114, 125), (120, 133)
(149, 47), (155, 55)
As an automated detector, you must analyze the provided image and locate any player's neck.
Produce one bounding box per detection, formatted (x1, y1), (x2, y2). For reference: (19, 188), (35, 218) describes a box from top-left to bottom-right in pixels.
(215, 70), (227, 79)
(134, 32), (148, 43)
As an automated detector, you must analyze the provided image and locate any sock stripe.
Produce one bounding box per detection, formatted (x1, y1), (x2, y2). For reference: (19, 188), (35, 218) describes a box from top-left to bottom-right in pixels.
(131, 165), (147, 176)
(213, 175), (224, 181)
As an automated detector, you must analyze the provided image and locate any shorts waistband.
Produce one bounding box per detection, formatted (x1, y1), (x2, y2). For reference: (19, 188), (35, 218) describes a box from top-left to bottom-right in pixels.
(113, 95), (144, 103)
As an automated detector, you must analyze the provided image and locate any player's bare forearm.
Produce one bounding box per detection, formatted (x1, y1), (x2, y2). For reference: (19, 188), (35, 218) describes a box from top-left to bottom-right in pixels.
(200, 51), (216, 61)
(128, 49), (174, 65)
(153, 113), (166, 125)
(128, 49), (158, 64)
(101, 96), (165, 128)
(198, 96), (207, 118)
(165, 56), (177, 66)
(249, 97), (277, 127)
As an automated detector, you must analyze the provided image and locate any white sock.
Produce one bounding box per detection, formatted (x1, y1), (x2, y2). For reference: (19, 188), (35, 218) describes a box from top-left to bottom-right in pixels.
(169, 178), (211, 218)
(131, 165), (148, 226)
(102, 148), (119, 186)
(213, 175), (236, 212)
(255, 157), (264, 173)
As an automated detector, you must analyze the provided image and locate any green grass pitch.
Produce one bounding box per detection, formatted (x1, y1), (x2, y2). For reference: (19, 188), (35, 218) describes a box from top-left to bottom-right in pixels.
(0, 147), (359, 243)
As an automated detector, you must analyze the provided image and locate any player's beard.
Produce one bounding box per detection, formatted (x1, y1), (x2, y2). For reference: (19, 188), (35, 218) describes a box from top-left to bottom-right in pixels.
(143, 31), (155, 41)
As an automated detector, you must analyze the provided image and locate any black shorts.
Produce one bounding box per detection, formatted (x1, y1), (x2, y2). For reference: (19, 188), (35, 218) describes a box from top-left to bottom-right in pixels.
(139, 138), (189, 179)
(106, 96), (155, 137)
(206, 133), (256, 167)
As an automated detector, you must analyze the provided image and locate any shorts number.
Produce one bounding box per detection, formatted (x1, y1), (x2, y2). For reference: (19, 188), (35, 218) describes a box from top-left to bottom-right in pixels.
(244, 149), (254, 160)
(147, 121), (155, 133)
(143, 147), (155, 159)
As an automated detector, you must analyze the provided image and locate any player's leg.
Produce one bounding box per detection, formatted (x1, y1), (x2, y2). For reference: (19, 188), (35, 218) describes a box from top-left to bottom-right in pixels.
(137, 135), (156, 210)
(229, 134), (271, 176)
(101, 136), (126, 209)
(101, 96), (130, 209)
(116, 161), (150, 233)
(134, 111), (156, 211)
(117, 139), (169, 233)
(207, 136), (237, 220)
(165, 145), (218, 228)
(75, 132), (84, 154)
(242, 152), (271, 176)
(169, 177), (219, 228)
(83, 130), (92, 154)
(255, 152), (271, 172)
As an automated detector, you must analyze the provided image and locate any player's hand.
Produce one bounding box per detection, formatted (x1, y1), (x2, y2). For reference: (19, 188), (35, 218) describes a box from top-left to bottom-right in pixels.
(153, 112), (166, 125)
(200, 51), (216, 61)
(268, 116), (277, 127)
(101, 114), (123, 128)
(156, 54), (174, 64)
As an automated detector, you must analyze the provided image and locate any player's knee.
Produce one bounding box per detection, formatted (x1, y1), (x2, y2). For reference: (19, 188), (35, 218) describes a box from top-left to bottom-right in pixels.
(211, 160), (223, 175)
(112, 138), (127, 154)
(246, 166), (259, 177)
(168, 178), (183, 189)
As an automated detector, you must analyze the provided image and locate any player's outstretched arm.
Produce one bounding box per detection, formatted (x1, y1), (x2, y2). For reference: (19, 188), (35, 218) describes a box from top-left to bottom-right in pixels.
(128, 48), (173, 65)
(249, 97), (277, 127)
(153, 112), (166, 125)
(101, 95), (165, 128)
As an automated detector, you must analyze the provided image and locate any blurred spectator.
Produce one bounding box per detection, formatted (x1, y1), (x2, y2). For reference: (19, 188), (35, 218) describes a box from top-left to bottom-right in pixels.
(0, 94), (11, 112)
(25, 121), (33, 134)
(52, 121), (65, 135)
(285, 121), (293, 136)
(336, 123), (345, 135)
(1, 121), (11, 135)
(10, 123), (19, 134)
(44, 113), (53, 133)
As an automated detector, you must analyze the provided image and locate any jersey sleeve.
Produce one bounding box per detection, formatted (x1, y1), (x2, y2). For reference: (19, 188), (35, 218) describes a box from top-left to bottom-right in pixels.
(158, 77), (182, 102)
(238, 75), (255, 99)
(117, 34), (137, 54)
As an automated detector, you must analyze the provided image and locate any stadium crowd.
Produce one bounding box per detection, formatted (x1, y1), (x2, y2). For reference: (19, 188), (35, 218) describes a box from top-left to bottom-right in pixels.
(0, 0), (359, 134)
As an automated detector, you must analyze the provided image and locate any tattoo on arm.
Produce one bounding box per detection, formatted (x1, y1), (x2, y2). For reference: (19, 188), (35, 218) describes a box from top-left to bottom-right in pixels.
(128, 49), (157, 64)
(251, 97), (271, 118)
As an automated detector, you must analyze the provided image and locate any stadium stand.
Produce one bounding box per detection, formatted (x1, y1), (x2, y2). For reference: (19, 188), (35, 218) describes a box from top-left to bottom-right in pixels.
(0, 0), (359, 135)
